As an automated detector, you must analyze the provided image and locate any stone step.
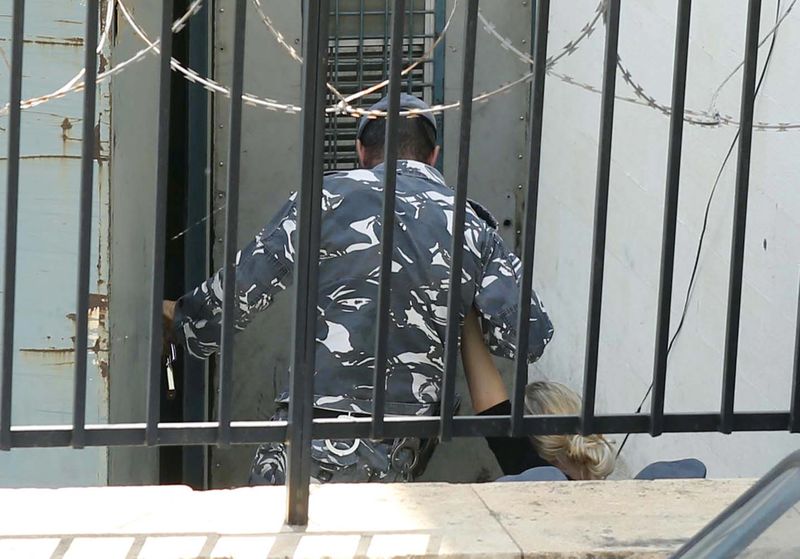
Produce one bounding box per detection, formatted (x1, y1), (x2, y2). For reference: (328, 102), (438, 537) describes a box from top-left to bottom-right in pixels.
(0, 479), (752, 558)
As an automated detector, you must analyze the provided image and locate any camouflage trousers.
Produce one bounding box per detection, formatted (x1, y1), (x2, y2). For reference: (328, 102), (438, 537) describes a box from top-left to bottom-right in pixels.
(247, 407), (421, 485)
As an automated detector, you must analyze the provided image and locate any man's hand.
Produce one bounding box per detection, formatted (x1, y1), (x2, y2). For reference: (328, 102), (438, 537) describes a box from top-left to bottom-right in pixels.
(162, 300), (178, 398)
(162, 299), (177, 344)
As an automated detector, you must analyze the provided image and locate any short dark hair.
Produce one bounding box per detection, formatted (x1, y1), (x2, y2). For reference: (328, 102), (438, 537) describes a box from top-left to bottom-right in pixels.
(359, 116), (437, 165)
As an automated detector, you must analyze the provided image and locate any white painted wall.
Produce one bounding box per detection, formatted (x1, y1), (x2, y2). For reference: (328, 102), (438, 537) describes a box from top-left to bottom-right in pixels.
(523, 0), (800, 478)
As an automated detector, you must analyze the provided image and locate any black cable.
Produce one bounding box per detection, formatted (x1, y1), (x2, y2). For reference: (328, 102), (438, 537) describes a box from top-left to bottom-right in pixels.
(616, 0), (782, 460)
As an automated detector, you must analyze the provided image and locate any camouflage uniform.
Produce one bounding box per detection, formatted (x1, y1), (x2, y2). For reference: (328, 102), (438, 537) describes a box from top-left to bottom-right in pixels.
(172, 160), (554, 483)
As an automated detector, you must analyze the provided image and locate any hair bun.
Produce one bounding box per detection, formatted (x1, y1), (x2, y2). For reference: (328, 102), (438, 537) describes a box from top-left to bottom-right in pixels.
(567, 434), (596, 462)
(567, 434), (615, 479)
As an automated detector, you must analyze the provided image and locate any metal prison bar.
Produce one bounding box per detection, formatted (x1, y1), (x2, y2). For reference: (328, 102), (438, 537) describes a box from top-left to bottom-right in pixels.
(650, 0), (692, 438)
(0, 0), (799, 527)
(371, 0), (408, 442)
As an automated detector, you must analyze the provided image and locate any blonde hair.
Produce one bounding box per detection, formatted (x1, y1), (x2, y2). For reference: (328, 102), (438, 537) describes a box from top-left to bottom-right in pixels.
(524, 381), (615, 480)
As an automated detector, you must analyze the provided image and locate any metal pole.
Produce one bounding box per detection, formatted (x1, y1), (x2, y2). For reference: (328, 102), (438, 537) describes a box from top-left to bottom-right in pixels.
(511, 0), (550, 437)
(406, 1), (414, 93)
(371, 0), (406, 440)
(788, 277), (800, 432)
(183, 0), (212, 489)
(439, 0), (480, 441)
(432, 0), (446, 172)
(581, 0), (620, 436)
(72, 0), (100, 450)
(286, 0), (330, 527)
(217, 0), (248, 448)
(720, 0), (762, 434)
(145, 1), (174, 445)
(650, 0), (692, 437)
(0, 0), (25, 451)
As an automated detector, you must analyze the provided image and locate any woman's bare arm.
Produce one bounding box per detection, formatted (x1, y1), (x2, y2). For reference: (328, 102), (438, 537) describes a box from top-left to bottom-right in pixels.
(461, 309), (509, 413)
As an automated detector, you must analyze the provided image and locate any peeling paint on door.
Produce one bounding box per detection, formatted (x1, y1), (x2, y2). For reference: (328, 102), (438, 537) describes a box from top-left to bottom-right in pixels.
(0, 0), (111, 488)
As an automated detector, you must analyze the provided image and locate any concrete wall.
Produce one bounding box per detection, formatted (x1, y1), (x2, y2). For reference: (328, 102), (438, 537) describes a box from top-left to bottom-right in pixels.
(0, 0), (110, 486)
(529, 0), (800, 478)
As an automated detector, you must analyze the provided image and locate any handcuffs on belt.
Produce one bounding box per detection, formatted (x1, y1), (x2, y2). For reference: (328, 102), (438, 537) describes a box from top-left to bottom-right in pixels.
(316, 413), (422, 482)
(390, 437), (421, 480)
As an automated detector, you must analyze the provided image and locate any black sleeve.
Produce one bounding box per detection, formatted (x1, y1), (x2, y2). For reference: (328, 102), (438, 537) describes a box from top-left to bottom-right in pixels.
(478, 400), (551, 475)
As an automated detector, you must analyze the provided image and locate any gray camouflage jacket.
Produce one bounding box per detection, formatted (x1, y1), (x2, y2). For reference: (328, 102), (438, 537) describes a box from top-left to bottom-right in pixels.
(173, 160), (553, 416)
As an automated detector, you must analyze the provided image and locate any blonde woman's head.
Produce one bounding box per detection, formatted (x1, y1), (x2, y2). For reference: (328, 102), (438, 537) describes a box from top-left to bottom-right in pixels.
(524, 381), (615, 480)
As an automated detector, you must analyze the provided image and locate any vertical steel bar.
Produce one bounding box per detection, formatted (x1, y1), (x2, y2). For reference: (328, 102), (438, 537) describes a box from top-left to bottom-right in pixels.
(183, 0), (212, 489)
(581, 0), (620, 436)
(432, 0), (446, 172)
(383, 1), (391, 80)
(286, 0), (330, 527)
(650, 0), (692, 437)
(333, 1), (340, 169)
(371, 0), (406, 441)
(217, 0), (248, 447)
(439, 0), (479, 442)
(720, 0), (761, 434)
(789, 278), (800, 433)
(358, 0), (365, 94)
(406, 1), (414, 93)
(510, 0), (549, 437)
(145, 0), (174, 445)
(0, 0), (25, 452)
(790, 277), (800, 432)
(72, 0), (100, 450)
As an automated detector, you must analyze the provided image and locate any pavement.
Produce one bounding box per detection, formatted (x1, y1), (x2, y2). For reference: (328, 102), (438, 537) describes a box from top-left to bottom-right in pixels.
(0, 479), (753, 558)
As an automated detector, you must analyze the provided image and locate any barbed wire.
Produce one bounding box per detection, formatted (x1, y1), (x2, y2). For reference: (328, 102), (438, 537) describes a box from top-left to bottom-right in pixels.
(0, 0), (204, 117)
(479, 1), (800, 131)
(251, 0), (304, 64)
(474, 5), (683, 120)
(0, 0), (638, 122)
(0, 0), (117, 115)
(119, 0), (445, 117)
(165, 1), (799, 245)
(615, 0), (800, 130)
(478, 1), (605, 71)
(334, 0), (460, 107)
(3, 0), (604, 123)
(615, 56), (719, 126)
(249, 0), (459, 111)
(117, 0), (576, 121)
(6, 0), (799, 132)
(250, 0), (800, 129)
(249, 0), (524, 117)
(326, 1), (606, 120)
(251, 0), (460, 107)
(117, 0), (303, 114)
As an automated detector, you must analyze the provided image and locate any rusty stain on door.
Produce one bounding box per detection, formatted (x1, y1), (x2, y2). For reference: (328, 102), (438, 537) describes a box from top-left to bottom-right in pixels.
(0, 0), (112, 487)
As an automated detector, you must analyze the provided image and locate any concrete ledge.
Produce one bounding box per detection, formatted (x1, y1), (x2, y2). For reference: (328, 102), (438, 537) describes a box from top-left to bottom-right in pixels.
(0, 479), (752, 558)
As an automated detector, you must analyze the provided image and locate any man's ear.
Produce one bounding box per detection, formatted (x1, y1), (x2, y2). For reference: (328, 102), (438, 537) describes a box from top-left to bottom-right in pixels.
(356, 140), (367, 168)
(426, 145), (441, 167)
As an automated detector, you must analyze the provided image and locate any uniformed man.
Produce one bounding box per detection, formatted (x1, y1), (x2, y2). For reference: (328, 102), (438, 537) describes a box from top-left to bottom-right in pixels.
(163, 93), (554, 484)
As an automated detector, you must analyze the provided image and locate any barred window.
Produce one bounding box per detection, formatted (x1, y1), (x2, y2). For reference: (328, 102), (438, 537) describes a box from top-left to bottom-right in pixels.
(325, 0), (445, 170)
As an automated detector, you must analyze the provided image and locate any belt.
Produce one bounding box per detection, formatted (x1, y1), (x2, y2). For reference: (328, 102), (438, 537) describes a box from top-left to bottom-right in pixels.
(312, 407), (370, 419)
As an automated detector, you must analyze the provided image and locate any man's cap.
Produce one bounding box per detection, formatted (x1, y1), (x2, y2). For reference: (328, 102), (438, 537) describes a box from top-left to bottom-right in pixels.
(356, 93), (438, 142)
